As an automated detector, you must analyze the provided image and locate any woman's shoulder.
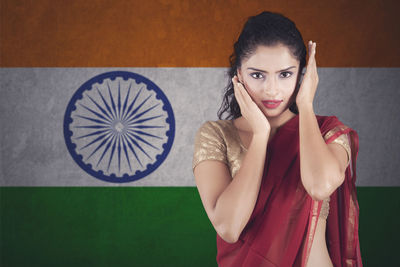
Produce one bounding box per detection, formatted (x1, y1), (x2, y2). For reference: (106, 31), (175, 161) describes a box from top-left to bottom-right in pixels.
(315, 114), (340, 123)
(193, 120), (234, 171)
(315, 114), (356, 145)
(315, 114), (350, 130)
(199, 119), (233, 127)
(196, 119), (235, 136)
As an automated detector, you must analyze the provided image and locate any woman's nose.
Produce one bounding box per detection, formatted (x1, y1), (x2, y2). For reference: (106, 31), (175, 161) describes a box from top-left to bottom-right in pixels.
(263, 77), (278, 95)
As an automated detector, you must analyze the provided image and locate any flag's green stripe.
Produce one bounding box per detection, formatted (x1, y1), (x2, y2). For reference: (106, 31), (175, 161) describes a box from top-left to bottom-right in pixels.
(1, 187), (399, 267)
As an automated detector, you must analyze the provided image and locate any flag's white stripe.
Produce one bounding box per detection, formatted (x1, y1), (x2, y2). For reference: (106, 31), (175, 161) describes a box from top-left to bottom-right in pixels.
(0, 68), (399, 186)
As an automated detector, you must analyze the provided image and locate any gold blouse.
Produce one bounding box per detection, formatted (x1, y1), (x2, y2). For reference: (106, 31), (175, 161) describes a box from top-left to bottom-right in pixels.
(192, 120), (352, 220)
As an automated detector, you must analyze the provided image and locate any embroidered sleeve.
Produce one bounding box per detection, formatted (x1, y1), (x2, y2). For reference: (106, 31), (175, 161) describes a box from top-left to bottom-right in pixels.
(192, 121), (228, 172)
(324, 127), (351, 167)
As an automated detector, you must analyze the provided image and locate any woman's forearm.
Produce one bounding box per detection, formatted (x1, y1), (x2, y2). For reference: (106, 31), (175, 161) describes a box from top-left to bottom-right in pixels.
(214, 133), (269, 243)
(298, 104), (342, 201)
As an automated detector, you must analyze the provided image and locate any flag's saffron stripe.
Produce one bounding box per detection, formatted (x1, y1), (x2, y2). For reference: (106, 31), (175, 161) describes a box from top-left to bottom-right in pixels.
(1, 0), (399, 67)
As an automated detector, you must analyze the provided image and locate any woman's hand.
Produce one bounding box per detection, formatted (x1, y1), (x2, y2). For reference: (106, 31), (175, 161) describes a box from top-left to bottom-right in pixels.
(296, 41), (319, 109)
(232, 75), (271, 136)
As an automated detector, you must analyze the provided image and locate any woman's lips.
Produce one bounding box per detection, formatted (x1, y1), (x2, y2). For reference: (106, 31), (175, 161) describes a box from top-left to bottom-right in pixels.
(262, 100), (282, 109)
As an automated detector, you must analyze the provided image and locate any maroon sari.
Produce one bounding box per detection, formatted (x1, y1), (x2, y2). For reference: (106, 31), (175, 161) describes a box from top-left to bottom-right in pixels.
(216, 114), (362, 267)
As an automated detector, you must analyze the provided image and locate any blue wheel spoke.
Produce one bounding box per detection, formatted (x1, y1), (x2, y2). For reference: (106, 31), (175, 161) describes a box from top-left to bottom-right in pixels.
(131, 114), (163, 125)
(125, 132), (152, 160)
(96, 134), (116, 167)
(75, 115), (109, 125)
(121, 137), (133, 172)
(127, 128), (163, 140)
(86, 93), (114, 122)
(107, 81), (118, 119)
(117, 136), (122, 172)
(123, 134), (143, 167)
(117, 81), (122, 120)
(96, 87), (115, 119)
(76, 129), (110, 140)
(85, 133), (112, 161)
(106, 136), (118, 172)
(122, 87), (142, 121)
(121, 82), (132, 117)
(127, 131), (159, 151)
(129, 125), (164, 129)
(74, 125), (109, 129)
(79, 132), (110, 151)
(78, 103), (111, 123)
(124, 94), (152, 122)
(126, 103), (160, 124)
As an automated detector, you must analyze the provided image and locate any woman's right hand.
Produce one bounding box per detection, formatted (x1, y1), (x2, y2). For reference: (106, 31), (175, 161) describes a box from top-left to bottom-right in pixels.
(232, 75), (271, 136)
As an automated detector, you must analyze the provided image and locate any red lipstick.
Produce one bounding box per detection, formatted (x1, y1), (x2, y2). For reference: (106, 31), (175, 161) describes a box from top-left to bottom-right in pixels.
(262, 100), (282, 109)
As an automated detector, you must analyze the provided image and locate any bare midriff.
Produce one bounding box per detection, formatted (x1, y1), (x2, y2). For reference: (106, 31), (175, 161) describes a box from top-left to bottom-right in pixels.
(305, 218), (333, 267)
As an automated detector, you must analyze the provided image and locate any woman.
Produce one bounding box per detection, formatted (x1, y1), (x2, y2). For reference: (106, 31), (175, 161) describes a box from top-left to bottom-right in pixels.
(192, 11), (362, 267)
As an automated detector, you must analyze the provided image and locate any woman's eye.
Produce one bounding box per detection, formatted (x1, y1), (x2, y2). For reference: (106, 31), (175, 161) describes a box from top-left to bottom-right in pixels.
(251, 72), (264, 79)
(279, 71), (293, 78)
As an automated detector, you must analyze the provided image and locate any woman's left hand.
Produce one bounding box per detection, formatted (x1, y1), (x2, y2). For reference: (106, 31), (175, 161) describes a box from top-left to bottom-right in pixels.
(296, 41), (318, 109)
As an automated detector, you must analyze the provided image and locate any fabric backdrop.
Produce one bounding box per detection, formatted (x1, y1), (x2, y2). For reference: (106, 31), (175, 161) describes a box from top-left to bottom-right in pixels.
(1, 0), (399, 266)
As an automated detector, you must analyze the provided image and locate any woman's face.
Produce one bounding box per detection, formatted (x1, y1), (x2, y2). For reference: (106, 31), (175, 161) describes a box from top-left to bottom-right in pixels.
(237, 44), (300, 118)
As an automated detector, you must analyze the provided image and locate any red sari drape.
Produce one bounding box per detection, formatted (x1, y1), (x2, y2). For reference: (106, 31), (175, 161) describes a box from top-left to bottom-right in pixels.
(216, 114), (362, 267)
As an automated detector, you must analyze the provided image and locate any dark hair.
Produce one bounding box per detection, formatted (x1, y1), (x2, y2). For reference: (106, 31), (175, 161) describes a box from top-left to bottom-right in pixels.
(217, 11), (307, 119)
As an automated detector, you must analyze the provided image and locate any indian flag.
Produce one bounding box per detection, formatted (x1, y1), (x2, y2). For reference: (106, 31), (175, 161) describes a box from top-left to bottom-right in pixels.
(1, 0), (399, 266)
